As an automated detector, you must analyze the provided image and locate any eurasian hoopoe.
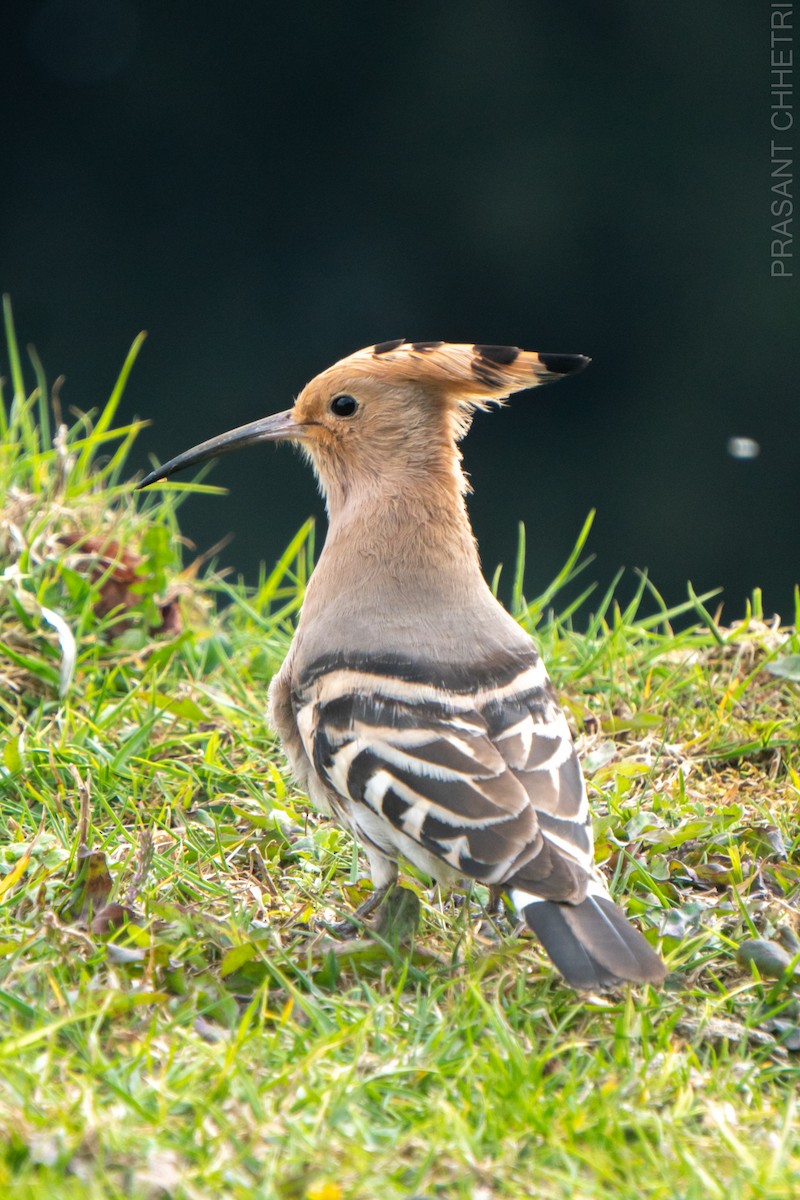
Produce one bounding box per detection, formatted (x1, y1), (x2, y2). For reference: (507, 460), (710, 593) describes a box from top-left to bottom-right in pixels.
(139, 339), (666, 989)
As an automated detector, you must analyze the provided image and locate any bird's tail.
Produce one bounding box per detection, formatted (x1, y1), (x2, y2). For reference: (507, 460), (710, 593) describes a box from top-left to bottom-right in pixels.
(510, 885), (666, 990)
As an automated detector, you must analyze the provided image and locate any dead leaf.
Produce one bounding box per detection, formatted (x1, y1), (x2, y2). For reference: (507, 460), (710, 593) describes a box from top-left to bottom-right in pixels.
(63, 847), (113, 923)
(89, 902), (140, 934)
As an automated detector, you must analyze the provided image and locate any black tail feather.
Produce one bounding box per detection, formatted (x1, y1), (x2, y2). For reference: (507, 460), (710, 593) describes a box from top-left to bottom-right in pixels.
(520, 893), (666, 990)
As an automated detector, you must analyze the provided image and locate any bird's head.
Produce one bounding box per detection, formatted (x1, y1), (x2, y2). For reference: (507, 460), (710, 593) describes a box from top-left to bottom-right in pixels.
(137, 339), (589, 509)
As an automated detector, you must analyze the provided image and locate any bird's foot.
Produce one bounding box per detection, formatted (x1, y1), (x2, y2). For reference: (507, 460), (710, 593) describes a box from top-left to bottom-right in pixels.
(325, 883), (420, 945)
(324, 884), (393, 938)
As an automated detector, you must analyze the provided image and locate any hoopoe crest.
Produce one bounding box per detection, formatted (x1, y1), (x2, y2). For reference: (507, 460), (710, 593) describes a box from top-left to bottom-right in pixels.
(139, 339), (666, 990)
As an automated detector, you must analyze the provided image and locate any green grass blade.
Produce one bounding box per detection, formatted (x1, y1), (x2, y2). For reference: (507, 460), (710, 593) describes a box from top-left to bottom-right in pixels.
(522, 508), (596, 626)
(27, 342), (52, 453)
(585, 568), (626, 638)
(511, 521), (525, 615)
(688, 582), (726, 644)
(2, 294), (26, 407)
(253, 517), (315, 611)
(75, 331), (147, 476)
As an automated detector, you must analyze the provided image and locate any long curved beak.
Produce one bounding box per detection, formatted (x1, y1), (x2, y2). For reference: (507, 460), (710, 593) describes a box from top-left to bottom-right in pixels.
(136, 409), (301, 488)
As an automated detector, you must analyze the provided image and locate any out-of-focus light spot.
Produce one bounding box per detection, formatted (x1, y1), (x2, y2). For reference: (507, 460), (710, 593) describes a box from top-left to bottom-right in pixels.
(727, 437), (760, 460)
(27, 0), (139, 85)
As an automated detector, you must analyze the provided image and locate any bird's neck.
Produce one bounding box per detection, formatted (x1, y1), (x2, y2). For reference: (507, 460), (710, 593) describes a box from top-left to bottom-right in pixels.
(323, 468), (481, 576)
(291, 465), (529, 671)
(297, 466), (488, 640)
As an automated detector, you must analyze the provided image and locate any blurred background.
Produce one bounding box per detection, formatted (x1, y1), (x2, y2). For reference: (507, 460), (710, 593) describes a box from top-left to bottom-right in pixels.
(2, 1), (797, 621)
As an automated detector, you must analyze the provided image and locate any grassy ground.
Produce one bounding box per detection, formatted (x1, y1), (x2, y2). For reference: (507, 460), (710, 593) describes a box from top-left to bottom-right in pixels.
(1, 302), (799, 1199)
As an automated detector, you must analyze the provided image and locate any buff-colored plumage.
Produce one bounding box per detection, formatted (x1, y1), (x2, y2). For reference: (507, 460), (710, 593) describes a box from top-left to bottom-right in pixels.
(139, 339), (666, 989)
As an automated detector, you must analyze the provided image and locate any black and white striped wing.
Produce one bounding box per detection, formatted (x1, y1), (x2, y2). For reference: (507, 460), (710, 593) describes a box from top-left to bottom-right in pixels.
(478, 672), (596, 894)
(293, 655), (594, 902)
(293, 652), (666, 988)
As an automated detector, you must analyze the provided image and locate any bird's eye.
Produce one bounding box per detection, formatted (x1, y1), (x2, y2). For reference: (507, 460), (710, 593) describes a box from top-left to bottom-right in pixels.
(329, 394), (359, 418)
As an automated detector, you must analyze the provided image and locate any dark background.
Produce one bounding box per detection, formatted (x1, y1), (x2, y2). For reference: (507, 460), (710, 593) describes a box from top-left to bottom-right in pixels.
(3, 2), (797, 621)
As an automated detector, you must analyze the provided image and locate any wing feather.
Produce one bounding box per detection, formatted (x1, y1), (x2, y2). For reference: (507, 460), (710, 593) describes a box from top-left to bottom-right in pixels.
(294, 652), (594, 898)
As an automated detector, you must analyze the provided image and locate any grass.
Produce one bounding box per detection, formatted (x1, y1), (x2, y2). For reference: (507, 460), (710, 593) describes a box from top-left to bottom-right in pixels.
(1, 298), (799, 1199)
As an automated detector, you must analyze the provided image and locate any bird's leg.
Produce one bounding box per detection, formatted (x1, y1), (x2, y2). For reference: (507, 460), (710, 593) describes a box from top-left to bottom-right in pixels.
(487, 884), (506, 917)
(325, 843), (400, 937)
(478, 884), (513, 938)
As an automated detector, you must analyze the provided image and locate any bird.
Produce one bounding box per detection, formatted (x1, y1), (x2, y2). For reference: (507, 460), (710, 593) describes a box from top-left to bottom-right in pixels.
(138, 338), (666, 989)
